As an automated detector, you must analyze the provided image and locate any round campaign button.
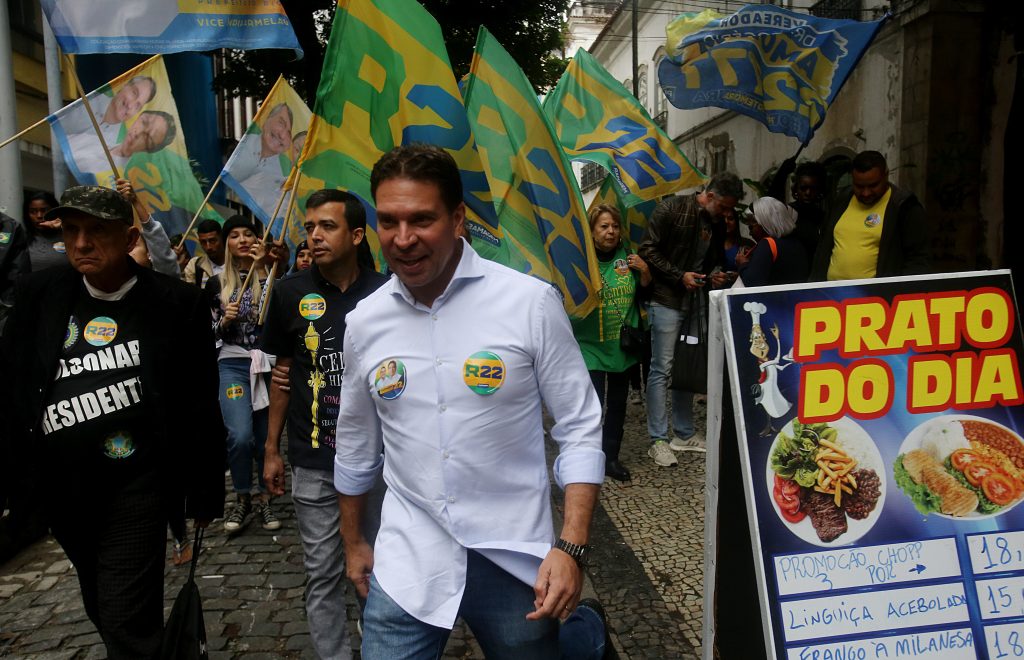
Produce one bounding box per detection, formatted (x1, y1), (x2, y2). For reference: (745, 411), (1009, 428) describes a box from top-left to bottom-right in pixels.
(103, 431), (135, 459)
(63, 316), (80, 351)
(53, 241), (66, 254)
(373, 359), (407, 400)
(864, 213), (881, 228)
(226, 384), (245, 400)
(84, 316), (118, 346)
(614, 258), (629, 275)
(463, 351), (505, 395)
(299, 293), (327, 321)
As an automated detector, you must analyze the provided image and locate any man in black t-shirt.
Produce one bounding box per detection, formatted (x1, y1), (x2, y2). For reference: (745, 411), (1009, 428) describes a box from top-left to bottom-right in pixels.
(0, 186), (224, 658)
(261, 189), (387, 659)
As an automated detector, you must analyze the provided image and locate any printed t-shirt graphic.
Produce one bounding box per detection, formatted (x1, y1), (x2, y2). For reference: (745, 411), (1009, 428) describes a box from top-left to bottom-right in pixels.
(42, 286), (148, 476)
(259, 266), (388, 471)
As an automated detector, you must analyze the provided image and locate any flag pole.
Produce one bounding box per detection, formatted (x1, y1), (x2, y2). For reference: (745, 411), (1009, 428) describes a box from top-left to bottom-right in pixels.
(239, 169), (299, 294)
(0, 116), (51, 151)
(64, 54), (120, 180)
(177, 173), (223, 250)
(257, 172), (302, 326)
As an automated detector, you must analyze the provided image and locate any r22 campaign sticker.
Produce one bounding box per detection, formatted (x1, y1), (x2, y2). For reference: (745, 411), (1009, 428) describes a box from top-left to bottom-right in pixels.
(373, 359), (407, 400)
(63, 316), (79, 351)
(226, 384), (245, 400)
(463, 351), (505, 395)
(299, 293), (327, 321)
(84, 316), (117, 346)
(53, 241), (66, 253)
(104, 431), (135, 459)
(864, 213), (881, 228)
(0, 232), (10, 244)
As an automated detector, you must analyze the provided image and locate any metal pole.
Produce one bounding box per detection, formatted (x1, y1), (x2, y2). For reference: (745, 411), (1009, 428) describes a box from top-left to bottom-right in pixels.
(632, 0), (639, 99)
(42, 9), (68, 195)
(0, 1), (24, 220)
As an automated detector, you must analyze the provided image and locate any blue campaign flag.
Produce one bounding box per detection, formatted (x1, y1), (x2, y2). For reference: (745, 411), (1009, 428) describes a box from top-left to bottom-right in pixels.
(658, 5), (886, 145)
(41, 0), (301, 56)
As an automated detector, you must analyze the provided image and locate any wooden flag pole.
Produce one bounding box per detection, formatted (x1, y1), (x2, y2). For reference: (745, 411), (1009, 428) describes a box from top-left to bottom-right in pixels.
(64, 54), (120, 180)
(257, 173), (303, 326)
(177, 173), (224, 250)
(0, 116), (51, 151)
(239, 171), (299, 295)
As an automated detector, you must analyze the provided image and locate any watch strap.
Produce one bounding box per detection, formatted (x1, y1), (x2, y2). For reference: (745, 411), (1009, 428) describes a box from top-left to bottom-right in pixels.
(553, 538), (589, 567)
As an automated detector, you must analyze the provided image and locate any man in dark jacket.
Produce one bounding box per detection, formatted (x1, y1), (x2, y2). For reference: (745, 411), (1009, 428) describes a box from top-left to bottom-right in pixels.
(638, 172), (743, 466)
(0, 186), (225, 659)
(809, 150), (929, 280)
(0, 211), (29, 332)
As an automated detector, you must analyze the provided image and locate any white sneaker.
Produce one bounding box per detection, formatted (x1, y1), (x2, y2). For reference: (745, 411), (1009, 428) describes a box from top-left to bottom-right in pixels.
(648, 441), (679, 467)
(670, 433), (706, 452)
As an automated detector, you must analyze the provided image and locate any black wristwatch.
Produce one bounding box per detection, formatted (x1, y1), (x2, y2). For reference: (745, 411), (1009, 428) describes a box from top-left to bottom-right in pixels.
(554, 538), (590, 568)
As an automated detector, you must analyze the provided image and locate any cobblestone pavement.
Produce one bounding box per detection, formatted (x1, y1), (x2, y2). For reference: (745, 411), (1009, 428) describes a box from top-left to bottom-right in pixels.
(0, 399), (705, 659)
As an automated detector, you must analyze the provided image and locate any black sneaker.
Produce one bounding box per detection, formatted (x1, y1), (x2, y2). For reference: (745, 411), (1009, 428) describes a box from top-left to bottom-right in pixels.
(255, 499), (282, 531)
(224, 494), (251, 533)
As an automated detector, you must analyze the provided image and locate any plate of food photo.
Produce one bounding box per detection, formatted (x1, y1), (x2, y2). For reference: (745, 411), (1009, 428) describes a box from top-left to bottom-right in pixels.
(765, 418), (886, 547)
(895, 415), (1024, 519)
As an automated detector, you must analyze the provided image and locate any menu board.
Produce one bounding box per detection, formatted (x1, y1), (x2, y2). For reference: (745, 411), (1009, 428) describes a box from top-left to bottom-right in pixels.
(719, 271), (1024, 659)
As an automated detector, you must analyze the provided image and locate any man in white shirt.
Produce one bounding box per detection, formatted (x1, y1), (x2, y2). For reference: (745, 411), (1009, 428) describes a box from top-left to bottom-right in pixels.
(334, 144), (605, 658)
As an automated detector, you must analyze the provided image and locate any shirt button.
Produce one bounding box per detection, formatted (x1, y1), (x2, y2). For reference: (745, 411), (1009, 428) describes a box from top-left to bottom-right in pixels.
(448, 496), (456, 504)
(432, 314), (438, 321)
(440, 404), (447, 412)
(435, 358), (442, 365)
(442, 450), (450, 459)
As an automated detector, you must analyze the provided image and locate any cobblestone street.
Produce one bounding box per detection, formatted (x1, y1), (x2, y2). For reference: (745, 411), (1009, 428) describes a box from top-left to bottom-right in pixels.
(0, 399), (705, 659)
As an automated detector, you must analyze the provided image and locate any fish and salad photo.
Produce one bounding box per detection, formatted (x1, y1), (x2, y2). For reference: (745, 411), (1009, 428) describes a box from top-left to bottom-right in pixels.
(766, 418), (885, 546)
(895, 415), (1024, 518)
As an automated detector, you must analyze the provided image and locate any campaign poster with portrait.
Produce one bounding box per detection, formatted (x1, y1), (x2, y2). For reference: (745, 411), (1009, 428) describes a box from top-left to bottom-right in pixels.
(47, 55), (220, 235)
(715, 271), (1024, 659)
(221, 76), (312, 253)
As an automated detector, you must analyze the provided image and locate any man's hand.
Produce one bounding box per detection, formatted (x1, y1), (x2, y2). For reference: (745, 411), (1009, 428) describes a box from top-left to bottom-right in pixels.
(116, 178), (137, 205)
(268, 239), (289, 268)
(735, 246), (752, 268)
(264, 449), (286, 497)
(682, 271), (706, 291)
(272, 363), (290, 393)
(344, 539), (375, 600)
(527, 549), (583, 621)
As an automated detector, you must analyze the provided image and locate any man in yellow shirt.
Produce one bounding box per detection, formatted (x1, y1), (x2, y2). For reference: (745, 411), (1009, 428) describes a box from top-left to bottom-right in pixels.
(809, 150), (929, 280)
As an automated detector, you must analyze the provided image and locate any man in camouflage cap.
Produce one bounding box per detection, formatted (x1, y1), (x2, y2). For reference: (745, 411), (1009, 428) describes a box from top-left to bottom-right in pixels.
(0, 185), (226, 657)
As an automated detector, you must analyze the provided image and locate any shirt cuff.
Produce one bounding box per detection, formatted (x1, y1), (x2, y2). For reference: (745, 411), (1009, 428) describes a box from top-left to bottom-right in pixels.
(334, 453), (384, 495)
(552, 448), (606, 490)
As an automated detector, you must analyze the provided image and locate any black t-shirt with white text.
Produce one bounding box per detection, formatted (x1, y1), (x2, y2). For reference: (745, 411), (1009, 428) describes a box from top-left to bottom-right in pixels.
(42, 284), (151, 486)
(260, 265), (387, 471)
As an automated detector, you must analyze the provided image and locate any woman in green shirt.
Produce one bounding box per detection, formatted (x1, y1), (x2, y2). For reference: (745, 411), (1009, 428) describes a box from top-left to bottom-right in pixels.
(573, 204), (651, 481)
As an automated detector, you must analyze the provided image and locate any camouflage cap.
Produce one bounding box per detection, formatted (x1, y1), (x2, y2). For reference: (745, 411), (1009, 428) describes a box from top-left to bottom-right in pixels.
(45, 186), (132, 224)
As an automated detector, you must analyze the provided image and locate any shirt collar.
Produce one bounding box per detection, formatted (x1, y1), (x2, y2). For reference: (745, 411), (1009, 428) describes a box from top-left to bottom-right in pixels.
(311, 262), (367, 293)
(389, 238), (484, 310)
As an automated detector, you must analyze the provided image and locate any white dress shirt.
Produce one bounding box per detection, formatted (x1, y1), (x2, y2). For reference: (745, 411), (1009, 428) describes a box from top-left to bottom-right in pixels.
(334, 241), (604, 628)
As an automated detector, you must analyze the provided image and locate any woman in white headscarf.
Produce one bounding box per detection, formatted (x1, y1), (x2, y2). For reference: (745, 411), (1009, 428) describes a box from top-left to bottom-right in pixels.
(737, 196), (810, 287)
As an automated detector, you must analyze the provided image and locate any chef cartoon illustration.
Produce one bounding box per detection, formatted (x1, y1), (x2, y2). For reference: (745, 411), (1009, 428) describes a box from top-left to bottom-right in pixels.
(744, 301), (794, 436)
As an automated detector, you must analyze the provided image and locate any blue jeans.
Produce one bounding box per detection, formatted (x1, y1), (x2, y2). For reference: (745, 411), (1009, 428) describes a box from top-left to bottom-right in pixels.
(646, 302), (695, 442)
(362, 551), (559, 660)
(218, 358), (269, 494)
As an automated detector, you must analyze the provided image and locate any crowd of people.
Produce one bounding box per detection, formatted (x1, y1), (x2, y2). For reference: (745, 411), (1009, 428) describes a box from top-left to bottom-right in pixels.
(0, 144), (929, 659)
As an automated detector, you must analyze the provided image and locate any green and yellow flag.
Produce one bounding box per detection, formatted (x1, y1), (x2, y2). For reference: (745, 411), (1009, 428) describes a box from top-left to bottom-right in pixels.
(292, 0), (505, 267)
(588, 175), (659, 253)
(463, 27), (600, 318)
(543, 48), (705, 207)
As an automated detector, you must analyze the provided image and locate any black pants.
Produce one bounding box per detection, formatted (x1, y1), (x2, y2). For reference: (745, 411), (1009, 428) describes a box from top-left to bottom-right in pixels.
(590, 370), (629, 462)
(51, 486), (167, 659)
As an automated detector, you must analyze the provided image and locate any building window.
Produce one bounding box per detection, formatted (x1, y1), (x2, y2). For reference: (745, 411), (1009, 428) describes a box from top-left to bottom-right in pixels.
(580, 161), (605, 193)
(637, 64), (648, 110)
(622, 78), (632, 96)
(810, 0), (862, 21)
(9, 0), (44, 57)
(653, 51), (668, 128)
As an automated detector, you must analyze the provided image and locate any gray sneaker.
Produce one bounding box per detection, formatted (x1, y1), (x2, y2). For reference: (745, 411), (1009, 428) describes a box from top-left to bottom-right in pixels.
(670, 432), (706, 452)
(648, 441), (679, 467)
